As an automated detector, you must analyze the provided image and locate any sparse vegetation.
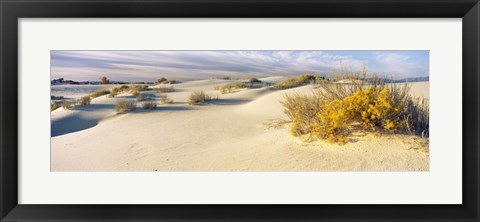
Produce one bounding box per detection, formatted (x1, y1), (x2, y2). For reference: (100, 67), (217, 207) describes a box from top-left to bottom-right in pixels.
(274, 74), (317, 90)
(50, 101), (63, 111)
(130, 84), (149, 91)
(214, 79), (269, 94)
(281, 73), (429, 145)
(159, 95), (173, 104)
(142, 101), (157, 109)
(216, 82), (245, 94)
(61, 101), (74, 110)
(136, 92), (152, 101)
(154, 85), (175, 93)
(188, 90), (215, 105)
(155, 78), (181, 85)
(89, 89), (111, 98)
(115, 99), (137, 113)
(215, 76), (231, 80)
(75, 96), (91, 106)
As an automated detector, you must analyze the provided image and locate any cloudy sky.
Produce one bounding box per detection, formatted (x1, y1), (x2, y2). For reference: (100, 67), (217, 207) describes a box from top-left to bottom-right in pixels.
(51, 50), (429, 82)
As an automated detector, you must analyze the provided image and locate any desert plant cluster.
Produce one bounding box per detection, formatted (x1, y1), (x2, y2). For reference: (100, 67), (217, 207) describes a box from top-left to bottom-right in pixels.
(274, 74), (319, 90)
(188, 90), (217, 105)
(281, 73), (429, 145)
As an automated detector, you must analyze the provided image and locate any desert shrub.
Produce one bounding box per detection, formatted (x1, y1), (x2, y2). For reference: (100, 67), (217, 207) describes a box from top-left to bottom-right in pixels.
(112, 85), (130, 94)
(159, 95), (173, 104)
(136, 92), (152, 101)
(115, 99), (137, 113)
(61, 101), (74, 110)
(50, 101), (63, 111)
(142, 101), (157, 109)
(282, 81), (429, 144)
(154, 85), (175, 93)
(217, 82), (245, 94)
(89, 89), (110, 98)
(75, 96), (91, 106)
(274, 74), (317, 90)
(188, 90), (214, 105)
(130, 84), (149, 91)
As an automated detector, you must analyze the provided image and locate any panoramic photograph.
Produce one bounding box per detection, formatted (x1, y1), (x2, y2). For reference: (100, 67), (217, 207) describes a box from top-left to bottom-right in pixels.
(50, 50), (429, 171)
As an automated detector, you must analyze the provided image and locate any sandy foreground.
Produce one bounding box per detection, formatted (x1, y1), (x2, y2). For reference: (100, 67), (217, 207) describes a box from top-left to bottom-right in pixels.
(51, 77), (429, 171)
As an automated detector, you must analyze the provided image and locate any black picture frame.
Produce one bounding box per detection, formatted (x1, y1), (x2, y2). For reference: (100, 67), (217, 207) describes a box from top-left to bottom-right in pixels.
(1, 0), (479, 221)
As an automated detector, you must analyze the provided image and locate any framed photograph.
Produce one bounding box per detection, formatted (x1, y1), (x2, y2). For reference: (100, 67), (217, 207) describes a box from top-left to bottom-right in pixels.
(1, 0), (479, 221)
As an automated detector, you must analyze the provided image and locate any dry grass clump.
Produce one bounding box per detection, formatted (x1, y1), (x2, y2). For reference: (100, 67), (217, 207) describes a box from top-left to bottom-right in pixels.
(88, 89), (110, 98)
(55, 96), (92, 110)
(281, 74), (429, 144)
(142, 101), (157, 110)
(109, 85), (130, 98)
(76, 96), (91, 106)
(61, 101), (74, 110)
(274, 74), (317, 90)
(215, 79), (269, 94)
(115, 99), (137, 113)
(159, 95), (173, 104)
(215, 82), (245, 94)
(156, 78), (181, 84)
(130, 84), (149, 91)
(188, 90), (216, 105)
(154, 85), (175, 93)
(51, 101), (63, 111)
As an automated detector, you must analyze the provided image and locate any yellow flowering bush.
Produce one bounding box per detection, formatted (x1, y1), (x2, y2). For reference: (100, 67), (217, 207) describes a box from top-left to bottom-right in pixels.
(281, 80), (429, 145)
(310, 86), (404, 144)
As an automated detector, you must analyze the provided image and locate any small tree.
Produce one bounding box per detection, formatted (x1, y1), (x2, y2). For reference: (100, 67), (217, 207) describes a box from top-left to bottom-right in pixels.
(156, 77), (167, 84)
(100, 76), (110, 84)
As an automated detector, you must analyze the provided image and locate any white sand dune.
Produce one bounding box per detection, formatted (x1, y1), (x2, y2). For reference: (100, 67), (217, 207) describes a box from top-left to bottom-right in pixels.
(51, 79), (429, 171)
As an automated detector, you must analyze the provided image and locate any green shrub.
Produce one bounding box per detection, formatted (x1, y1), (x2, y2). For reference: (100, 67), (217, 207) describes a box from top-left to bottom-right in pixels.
(188, 90), (214, 105)
(115, 100), (137, 113)
(89, 89), (110, 98)
(142, 101), (157, 109)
